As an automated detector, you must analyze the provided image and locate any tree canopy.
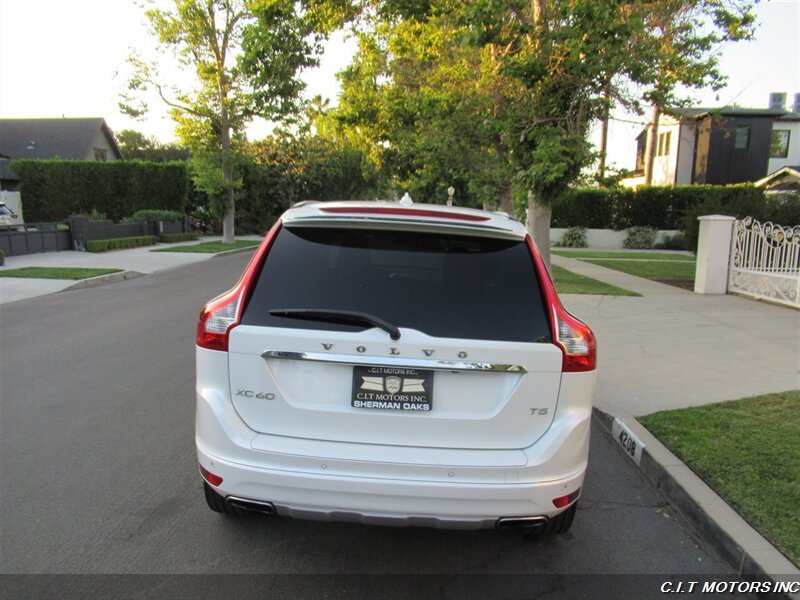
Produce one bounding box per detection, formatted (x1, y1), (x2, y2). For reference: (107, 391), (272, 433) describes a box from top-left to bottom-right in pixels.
(122, 0), (353, 241)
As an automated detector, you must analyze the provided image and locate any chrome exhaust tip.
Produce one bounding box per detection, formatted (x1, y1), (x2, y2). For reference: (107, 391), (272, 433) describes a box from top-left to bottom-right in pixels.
(226, 496), (276, 515)
(495, 516), (547, 530)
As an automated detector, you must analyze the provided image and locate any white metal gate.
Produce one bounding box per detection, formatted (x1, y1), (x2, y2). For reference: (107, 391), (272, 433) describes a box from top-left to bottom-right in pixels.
(728, 217), (800, 308)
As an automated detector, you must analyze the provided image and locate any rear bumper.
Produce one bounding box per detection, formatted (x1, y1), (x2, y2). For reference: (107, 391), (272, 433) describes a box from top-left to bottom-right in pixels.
(198, 442), (584, 529)
(197, 403), (591, 530)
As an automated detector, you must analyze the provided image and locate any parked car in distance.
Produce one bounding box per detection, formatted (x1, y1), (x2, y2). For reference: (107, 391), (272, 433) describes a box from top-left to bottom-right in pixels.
(195, 198), (596, 535)
(0, 201), (17, 225)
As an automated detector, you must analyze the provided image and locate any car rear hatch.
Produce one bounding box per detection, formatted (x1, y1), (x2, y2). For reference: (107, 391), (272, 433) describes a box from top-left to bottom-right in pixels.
(226, 218), (564, 450)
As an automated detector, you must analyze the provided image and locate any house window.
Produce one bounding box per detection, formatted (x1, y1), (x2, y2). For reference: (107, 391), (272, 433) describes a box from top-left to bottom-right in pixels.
(733, 126), (750, 149)
(770, 130), (790, 158)
(656, 131), (671, 156)
(93, 148), (108, 161)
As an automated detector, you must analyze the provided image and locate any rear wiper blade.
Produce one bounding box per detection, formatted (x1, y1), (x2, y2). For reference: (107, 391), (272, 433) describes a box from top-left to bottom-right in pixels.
(269, 309), (401, 341)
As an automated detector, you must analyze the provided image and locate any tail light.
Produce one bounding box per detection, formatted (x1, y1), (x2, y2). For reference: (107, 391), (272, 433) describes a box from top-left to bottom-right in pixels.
(526, 235), (597, 372)
(196, 221), (282, 351)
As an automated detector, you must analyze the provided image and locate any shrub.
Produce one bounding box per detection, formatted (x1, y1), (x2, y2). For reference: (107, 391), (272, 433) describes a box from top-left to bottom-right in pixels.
(86, 236), (157, 252)
(0, 249), (4, 265)
(623, 226), (657, 249)
(132, 209), (186, 221)
(159, 232), (199, 243)
(557, 226), (588, 248)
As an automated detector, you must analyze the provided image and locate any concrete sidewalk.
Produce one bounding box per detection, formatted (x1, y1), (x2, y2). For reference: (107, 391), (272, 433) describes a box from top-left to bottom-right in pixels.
(553, 253), (799, 418)
(0, 236), (263, 304)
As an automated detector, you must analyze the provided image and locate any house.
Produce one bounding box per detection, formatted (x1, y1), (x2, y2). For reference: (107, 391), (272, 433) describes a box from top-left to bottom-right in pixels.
(0, 117), (124, 192)
(755, 166), (800, 194)
(622, 94), (800, 187)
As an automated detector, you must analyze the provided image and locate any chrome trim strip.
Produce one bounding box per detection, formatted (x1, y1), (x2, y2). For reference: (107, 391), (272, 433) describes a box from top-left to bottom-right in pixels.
(261, 350), (528, 373)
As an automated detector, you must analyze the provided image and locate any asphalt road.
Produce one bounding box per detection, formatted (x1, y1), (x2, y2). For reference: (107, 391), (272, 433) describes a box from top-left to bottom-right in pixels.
(1, 252), (743, 599)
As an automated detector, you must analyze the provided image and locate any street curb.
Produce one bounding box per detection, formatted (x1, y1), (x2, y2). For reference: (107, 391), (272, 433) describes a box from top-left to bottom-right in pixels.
(593, 407), (800, 595)
(64, 270), (145, 291)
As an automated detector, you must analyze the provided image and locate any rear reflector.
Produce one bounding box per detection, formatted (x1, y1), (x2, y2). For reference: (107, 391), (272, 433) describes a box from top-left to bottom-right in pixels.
(199, 465), (223, 487)
(319, 206), (490, 222)
(552, 488), (581, 508)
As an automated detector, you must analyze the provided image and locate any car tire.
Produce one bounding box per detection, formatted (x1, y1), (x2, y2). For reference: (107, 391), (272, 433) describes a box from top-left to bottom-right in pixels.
(524, 503), (577, 538)
(203, 482), (246, 516)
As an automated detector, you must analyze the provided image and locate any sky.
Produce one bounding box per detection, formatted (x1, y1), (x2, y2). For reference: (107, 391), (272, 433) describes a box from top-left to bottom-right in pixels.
(1, 0), (798, 172)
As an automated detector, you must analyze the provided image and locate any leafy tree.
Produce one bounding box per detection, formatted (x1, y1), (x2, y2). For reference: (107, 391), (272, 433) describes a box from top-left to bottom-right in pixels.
(121, 0), (353, 242)
(117, 129), (190, 162)
(332, 2), (525, 212)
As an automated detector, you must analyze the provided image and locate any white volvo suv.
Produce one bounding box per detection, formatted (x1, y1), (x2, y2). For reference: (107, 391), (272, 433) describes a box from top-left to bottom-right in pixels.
(195, 200), (596, 534)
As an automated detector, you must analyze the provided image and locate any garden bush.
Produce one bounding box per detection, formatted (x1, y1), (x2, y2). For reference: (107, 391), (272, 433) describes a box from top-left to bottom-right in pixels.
(557, 226), (588, 248)
(86, 236), (157, 252)
(0, 249), (4, 265)
(623, 226), (657, 249)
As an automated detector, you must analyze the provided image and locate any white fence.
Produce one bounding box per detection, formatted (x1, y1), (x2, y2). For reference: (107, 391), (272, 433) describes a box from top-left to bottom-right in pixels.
(728, 217), (800, 308)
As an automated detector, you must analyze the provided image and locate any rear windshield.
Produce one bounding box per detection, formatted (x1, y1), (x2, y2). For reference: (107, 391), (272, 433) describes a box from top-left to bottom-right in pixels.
(241, 226), (551, 343)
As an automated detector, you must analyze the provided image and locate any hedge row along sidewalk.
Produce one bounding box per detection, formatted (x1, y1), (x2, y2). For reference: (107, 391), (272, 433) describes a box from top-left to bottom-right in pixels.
(551, 184), (800, 251)
(86, 236), (158, 252)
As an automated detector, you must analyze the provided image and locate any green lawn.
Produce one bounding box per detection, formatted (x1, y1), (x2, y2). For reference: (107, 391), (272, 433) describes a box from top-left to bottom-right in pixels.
(553, 250), (694, 261)
(0, 267), (122, 280)
(640, 390), (800, 566)
(581, 258), (696, 281)
(551, 264), (639, 296)
(151, 240), (260, 253)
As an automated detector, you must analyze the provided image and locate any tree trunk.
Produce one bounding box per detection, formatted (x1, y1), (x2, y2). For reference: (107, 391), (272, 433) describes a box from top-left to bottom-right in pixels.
(220, 118), (236, 244)
(643, 103), (660, 186)
(527, 190), (552, 271)
(598, 76), (611, 180)
(498, 184), (514, 215)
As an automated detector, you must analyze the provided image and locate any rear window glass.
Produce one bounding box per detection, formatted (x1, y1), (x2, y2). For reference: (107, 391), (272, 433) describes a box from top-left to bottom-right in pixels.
(241, 226), (551, 343)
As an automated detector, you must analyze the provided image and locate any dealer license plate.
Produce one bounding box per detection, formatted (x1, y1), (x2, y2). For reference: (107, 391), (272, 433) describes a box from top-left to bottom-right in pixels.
(351, 366), (434, 411)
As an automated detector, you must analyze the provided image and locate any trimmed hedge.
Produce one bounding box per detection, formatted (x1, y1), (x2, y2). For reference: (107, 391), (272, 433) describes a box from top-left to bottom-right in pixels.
(86, 236), (157, 253)
(132, 209), (186, 221)
(12, 160), (189, 222)
(552, 185), (800, 251)
(0, 249), (4, 265)
(552, 185), (766, 231)
(159, 232), (199, 243)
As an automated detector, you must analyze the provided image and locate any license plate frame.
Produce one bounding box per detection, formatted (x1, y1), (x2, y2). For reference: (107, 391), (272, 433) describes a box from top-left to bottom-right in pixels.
(351, 365), (434, 412)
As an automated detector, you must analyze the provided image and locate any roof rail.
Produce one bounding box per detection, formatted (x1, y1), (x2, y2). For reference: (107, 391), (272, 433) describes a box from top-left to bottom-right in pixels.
(292, 200), (321, 208)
